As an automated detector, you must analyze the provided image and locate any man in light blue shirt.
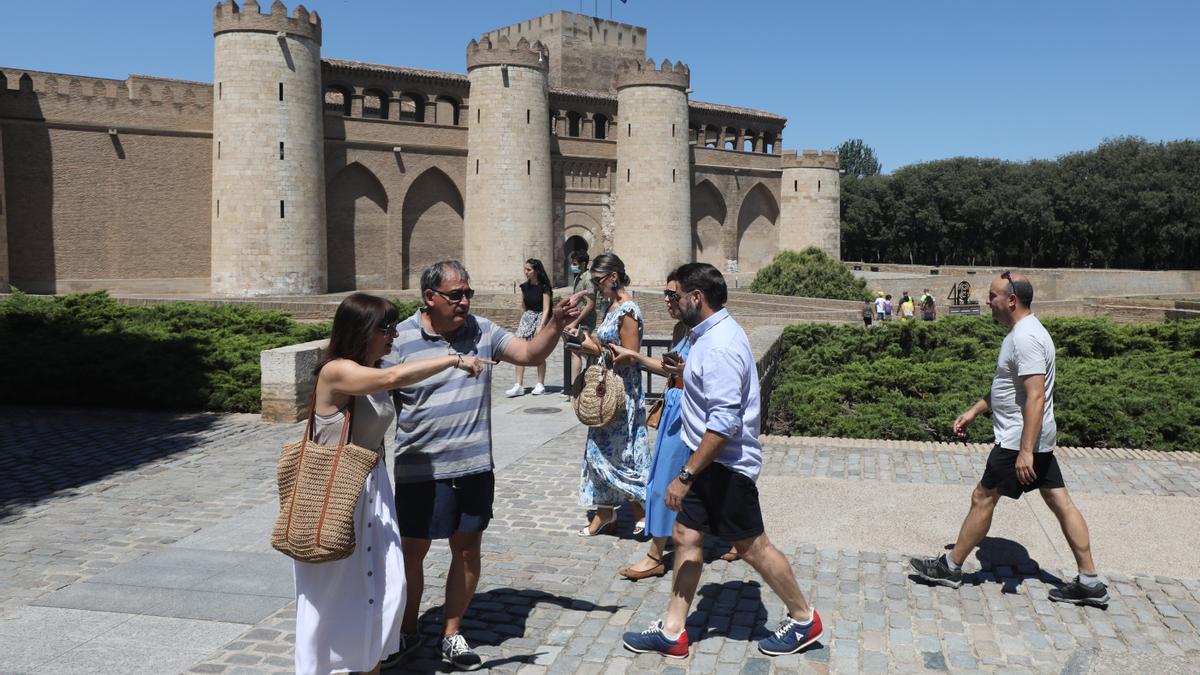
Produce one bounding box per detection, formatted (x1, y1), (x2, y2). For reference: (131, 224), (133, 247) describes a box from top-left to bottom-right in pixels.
(623, 263), (825, 660)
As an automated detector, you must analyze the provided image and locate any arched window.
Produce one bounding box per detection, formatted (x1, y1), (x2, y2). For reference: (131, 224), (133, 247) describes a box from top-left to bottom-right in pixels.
(743, 137), (755, 153)
(436, 96), (460, 126)
(398, 93), (425, 123)
(362, 89), (388, 119)
(704, 125), (719, 148)
(566, 111), (582, 137)
(593, 114), (608, 140)
(763, 131), (776, 154)
(323, 86), (350, 116)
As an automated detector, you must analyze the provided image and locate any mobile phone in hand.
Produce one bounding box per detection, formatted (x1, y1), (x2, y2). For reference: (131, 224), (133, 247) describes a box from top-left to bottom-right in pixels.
(662, 351), (680, 365)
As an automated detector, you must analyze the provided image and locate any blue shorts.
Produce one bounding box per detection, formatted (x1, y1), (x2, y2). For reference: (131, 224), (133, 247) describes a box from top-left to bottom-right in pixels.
(395, 471), (495, 540)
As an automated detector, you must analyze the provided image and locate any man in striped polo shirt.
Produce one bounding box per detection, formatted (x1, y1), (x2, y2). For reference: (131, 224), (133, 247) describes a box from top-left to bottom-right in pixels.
(383, 260), (581, 671)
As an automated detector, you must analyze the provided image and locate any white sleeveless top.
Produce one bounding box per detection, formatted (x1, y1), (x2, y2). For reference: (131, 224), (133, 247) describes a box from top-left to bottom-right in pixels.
(312, 390), (395, 452)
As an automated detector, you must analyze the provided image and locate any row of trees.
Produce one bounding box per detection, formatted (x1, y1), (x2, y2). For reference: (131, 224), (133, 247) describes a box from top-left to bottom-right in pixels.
(836, 137), (1200, 270)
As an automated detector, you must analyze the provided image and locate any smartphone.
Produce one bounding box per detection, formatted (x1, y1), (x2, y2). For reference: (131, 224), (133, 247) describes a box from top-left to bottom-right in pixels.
(662, 351), (680, 365)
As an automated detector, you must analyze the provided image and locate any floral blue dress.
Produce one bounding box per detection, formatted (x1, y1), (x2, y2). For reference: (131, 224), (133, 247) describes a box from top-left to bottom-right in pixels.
(643, 333), (692, 538)
(580, 300), (651, 507)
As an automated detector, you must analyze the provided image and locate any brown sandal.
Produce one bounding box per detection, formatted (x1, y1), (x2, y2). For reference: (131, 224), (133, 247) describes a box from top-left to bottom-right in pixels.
(618, 554), (667, 581)
(719, 548), (741, 562)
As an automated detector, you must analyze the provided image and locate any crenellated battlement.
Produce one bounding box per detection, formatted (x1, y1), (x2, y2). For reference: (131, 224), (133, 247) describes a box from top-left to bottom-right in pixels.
(466, 35), (549, 72)
(0, 69), (213, 128)
(615, 57), (689, 91)
(213, 0), (321, 44)
(782, 149), (840, 170)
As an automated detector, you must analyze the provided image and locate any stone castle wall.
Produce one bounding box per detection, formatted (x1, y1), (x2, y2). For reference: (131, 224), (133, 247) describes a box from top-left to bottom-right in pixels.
(779, 150), (840, 259)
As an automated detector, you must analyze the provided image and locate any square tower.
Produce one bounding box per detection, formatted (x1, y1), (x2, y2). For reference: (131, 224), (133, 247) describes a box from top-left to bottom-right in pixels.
(480, 11), (647, 92)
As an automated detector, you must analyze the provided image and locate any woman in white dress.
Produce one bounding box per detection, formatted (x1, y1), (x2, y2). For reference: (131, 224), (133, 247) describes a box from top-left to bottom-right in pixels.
(294, 293), (492, 675)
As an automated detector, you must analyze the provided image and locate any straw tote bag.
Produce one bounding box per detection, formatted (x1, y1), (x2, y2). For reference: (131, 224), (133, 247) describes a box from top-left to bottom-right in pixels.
(271, 383), (379, 563)
(572, 351), (625, 427)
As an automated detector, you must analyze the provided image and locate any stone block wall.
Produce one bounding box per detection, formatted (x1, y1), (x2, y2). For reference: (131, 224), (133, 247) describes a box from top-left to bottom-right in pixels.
(261, 338), (326, 422)
(779, 151), (840, 259)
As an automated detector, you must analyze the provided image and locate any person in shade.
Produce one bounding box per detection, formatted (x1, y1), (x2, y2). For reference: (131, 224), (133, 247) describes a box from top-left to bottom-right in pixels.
(622, 263), (824, 659)
(383, 261), (582, 671)
(294, 293), (491, 675)
(909, 271), (1109, 608)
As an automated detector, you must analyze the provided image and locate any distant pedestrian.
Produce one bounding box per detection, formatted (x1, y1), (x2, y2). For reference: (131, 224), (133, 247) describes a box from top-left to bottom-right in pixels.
(920, 288), (936, 321)
(622, 263), (824, 659)
(506, 258), (553, 398)
(562, 250), (598, 401)
(910, 272), (1109, 608)
(862, 299), (874, 329)
(574, 253), (651, 538)
(874, 291), (886, 322)
(900, 293), (915, 320)
(884, 294), (894, 321)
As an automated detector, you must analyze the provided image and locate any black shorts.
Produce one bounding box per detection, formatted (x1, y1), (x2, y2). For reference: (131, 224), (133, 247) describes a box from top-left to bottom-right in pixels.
(676, 462), (765, 541)
(395, 470), (495, 540)
(980, 445), (1066, 499)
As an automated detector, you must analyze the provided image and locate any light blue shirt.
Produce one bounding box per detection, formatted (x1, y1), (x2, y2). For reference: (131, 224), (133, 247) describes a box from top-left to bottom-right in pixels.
(679, 308), (763, 482)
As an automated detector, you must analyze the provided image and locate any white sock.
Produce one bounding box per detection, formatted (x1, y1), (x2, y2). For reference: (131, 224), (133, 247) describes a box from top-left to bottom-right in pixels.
(943, 554), (961, 572)
(661, 627), (682, 641)
(791, 612), (813, 627)
(1079, 573), (1102, 587)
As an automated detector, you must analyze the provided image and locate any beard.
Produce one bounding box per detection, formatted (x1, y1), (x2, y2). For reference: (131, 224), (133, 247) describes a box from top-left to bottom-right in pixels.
(680, 300), (703, 327)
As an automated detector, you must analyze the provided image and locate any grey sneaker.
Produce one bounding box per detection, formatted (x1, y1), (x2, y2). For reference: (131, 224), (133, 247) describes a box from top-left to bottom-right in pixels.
(380, 631), (422, 668)
(909, 554), (964, 589)
(1049, 577), (1110, 608)
(440, 633), (483, 671)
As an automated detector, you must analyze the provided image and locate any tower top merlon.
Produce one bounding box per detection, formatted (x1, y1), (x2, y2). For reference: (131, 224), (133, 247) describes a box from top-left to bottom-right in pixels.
(213, 1), (322, 44)
(615, 57), (689, 91)
(782, 149), (840, 170)
(466, 36), (549, 72)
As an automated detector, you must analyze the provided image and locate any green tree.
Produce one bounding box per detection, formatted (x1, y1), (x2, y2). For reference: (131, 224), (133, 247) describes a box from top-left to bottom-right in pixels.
(750, 247), (871, 301)
(837, 138), (882, 178)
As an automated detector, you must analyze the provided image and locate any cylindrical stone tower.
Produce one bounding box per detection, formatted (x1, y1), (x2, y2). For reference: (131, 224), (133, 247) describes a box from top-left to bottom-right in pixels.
(778, 149), (841, 259)
(463, 36), (553, 289)
(613, 58), (691, 286)
(211, 0), (326, 296)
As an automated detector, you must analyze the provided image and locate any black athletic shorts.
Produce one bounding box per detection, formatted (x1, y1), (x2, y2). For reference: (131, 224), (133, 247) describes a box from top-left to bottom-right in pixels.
(395, 470), (494, 540)
(980, 445), (1066, 499)
(676, 461), (765, 541)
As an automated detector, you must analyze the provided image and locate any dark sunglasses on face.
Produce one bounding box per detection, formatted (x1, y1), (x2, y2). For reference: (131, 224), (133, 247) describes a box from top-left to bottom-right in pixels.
(376, 322), (398, 335)
(1001, 270), (1016, 296)
(663, 290), (681, 302)
(590, 274), (610, 289)
(432, 288), (475, 303)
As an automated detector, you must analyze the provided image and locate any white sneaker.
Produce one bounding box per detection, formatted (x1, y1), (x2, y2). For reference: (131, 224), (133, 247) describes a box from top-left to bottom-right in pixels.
(531, 383), (545, 395)
(505, 383), (523, 398)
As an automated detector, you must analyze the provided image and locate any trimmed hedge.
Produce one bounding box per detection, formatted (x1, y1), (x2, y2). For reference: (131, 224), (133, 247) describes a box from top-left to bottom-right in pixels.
(0, 292), (422, 413)
(750, 247), (872, 302)
(767, 317), (1200, 451)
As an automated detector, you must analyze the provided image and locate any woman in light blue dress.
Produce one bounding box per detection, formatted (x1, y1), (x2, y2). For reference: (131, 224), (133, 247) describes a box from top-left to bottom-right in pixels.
(573, 254), (651, 537)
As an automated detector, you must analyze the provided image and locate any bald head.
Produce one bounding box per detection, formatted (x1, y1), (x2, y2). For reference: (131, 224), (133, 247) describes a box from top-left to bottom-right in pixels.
(996, 272), (1034, 308)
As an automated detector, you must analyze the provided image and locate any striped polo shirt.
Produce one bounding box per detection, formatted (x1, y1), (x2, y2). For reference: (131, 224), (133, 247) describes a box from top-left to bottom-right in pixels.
(384, 310), (513, 483)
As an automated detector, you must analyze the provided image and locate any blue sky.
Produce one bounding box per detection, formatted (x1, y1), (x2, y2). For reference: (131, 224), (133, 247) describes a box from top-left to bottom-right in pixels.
(2, 0), (1196, 172)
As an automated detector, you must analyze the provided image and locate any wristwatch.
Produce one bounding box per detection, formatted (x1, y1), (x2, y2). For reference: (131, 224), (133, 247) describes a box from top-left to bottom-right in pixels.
(677, 468), (695, 485)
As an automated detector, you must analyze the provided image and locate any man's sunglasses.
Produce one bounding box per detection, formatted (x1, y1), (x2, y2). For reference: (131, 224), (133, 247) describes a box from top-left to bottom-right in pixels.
(1001, 270), (1016, 296)
(662, 290), (681, 302)
(431, 288), (475, 303)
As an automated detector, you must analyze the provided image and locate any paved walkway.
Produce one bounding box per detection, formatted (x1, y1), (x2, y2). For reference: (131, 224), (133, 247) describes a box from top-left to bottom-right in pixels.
(2, 358), (1199, 673)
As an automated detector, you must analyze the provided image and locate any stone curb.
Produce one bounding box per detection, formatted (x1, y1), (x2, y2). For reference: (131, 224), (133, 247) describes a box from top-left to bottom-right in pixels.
(760, 434), (1200, 463)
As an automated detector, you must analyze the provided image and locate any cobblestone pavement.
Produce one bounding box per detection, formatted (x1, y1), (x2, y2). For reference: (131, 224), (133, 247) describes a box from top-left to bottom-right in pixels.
(2, 406), (1199, 674)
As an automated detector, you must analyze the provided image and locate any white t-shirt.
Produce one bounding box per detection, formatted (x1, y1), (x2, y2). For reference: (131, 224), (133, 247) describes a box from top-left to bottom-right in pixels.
(874, 297), (886, 314)
(990, 315), (1056, 452)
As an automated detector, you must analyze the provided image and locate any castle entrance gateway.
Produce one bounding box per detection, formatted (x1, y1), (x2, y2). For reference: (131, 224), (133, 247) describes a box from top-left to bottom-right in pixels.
(402, 168), (464, 289)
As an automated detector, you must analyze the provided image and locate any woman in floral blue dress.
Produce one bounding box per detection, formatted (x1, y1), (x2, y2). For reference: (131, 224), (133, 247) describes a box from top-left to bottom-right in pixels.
(573, 253), (651, 537)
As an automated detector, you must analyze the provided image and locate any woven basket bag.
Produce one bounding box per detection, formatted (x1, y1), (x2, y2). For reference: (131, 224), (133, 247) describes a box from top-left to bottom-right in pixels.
(571, 351), (625, 427)
(271, 384), (379, 563)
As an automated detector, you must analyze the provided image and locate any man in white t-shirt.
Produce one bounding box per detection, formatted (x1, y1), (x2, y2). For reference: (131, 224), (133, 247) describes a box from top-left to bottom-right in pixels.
(873, 292), (886, 321)
(909, 272), (1109, 608)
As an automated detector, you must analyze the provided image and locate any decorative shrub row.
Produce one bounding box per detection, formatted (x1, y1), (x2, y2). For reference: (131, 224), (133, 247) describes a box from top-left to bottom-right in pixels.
(767, 317), (1200, 451)
(0, 292), (422, 413)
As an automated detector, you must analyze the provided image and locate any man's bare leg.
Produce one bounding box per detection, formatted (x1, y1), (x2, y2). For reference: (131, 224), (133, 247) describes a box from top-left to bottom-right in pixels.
(949, 484), (1001, 565)
(1040, 487), (1097, 574)
(443, 530), (483, 637)
(733, 533), (813, 621)
(400, 537), (431, 634)
(662, 522), (704, 636)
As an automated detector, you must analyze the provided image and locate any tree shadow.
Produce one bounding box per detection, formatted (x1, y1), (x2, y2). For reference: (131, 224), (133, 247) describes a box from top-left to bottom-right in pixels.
(386, 588), (621, 673)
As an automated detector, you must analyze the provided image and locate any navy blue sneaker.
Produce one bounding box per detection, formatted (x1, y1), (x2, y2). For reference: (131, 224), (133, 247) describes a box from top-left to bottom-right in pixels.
(621, 620), (689, 659)
(758, 610), (824, 656)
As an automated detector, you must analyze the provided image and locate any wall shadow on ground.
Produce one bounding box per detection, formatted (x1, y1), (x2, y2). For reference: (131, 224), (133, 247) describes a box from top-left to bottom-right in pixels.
(0, 405), (219, 518)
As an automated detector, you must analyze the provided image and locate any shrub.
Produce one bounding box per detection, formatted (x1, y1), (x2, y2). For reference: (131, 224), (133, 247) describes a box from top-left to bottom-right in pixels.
(767, 317), (1200, 452)
(750, 247), (871, 301)
(0, 291), (421, 413)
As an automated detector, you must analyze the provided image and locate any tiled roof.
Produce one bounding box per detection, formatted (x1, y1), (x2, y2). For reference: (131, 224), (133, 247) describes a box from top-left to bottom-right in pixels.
(322, 58), (467, 83)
